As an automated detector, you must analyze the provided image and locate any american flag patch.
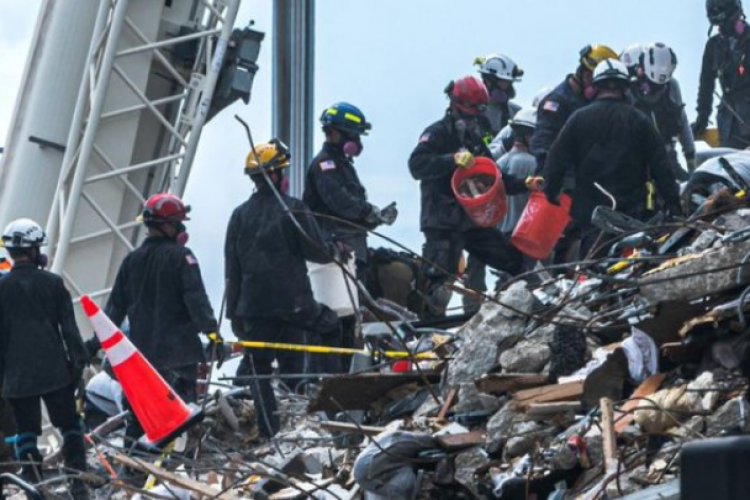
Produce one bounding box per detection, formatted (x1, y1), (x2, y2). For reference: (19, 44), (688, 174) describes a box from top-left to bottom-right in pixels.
(543, 100), (559, 113)
(185, 254), (198, 266)
(419, 133), (431, 143)
(320, 160), (336, 171)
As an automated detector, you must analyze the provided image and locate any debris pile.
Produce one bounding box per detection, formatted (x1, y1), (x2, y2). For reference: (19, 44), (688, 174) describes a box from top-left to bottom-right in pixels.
(10, 201), (750, 499)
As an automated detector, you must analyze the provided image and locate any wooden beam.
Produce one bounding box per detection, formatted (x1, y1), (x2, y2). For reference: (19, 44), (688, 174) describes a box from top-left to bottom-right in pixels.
(512, 381), (584, 409)
(113, 453), (235, 499)
(526, 401), (582, 417)
(436, 388), (458, 423)
(614, 373), (666, 434)
(474, 373), (549, 395)
(600, 397), (617, 467)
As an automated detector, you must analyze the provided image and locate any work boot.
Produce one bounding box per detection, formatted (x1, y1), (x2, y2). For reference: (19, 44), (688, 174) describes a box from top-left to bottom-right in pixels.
(424, 284), (452, 319)
(62, 428), (90, 500)
(15, 432), (42, 484)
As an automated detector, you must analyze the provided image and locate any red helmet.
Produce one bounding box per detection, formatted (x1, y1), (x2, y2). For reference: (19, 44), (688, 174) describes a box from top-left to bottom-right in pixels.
(142, 193), (190, 223)
(446, 76), (489, 116)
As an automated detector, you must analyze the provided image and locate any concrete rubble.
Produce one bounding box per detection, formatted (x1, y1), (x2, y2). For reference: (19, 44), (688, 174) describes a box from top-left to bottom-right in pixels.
(10, 201), (750, 499)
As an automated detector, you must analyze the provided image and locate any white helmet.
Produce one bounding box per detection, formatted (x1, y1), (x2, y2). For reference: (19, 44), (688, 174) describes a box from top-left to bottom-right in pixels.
(531, 86), (553, 108)
(2, 218), (48, 248)
(475, 54), (523, 81)
(509, 108), (537, 129)
(592, 58), (630, 85)
(619, 44), (645, 71)
(642, 42), (677, 84)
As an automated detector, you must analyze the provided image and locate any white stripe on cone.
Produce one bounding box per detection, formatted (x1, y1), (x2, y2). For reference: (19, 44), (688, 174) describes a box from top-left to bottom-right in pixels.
(81, 295), (136, 366)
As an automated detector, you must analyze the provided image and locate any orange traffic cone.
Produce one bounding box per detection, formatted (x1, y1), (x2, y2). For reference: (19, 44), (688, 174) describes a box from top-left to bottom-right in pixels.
(80, 295), (202, 447)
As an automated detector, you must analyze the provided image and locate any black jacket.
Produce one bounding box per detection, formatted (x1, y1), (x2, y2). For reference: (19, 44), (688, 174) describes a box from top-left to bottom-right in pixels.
(408, 114), (527, 232)
(530, 77), (587, 172)
(105, 237), (217, 369)
(696, 24), (750, 125)
(225, 187), (334, 321)
(0, 264), (86, 398)
(303, 143), (372, 261)
(543, 97), (681, 224)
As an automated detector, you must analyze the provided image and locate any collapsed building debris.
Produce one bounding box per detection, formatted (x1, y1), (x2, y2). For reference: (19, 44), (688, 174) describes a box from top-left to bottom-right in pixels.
(8, 202), (750, 499)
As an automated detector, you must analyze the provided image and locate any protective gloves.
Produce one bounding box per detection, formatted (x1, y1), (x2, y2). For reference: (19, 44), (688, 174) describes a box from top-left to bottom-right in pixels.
(379, 202), (398, 225)
(206, 332), (226, 368)
(691, 119), (708, 137)
(525, 176), (544, 191)
(454, 150), (475, 169)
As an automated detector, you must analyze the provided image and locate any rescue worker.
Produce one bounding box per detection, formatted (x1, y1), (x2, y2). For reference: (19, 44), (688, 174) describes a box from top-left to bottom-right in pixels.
(489, 86), (551, 160)
(620, 44), (646, 77)
(0, 219), (89, 497)
(627, 42), (696, 181)
(226, 140), (343, 438)
(304, 102), (397, 349)
(498, 109), (539, 235)
(474, 53), (523, 138)
(531, 44), (618, 173)
(694, 0), (750, 148)
(409, 76), (541, 318)
(464, 54), (524, 308)
(544, 59), (682, 259)
(105, 193), (220, 441)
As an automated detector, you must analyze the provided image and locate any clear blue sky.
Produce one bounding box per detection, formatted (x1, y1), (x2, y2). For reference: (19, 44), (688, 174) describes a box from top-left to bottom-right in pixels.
(0, 0), (715, 320)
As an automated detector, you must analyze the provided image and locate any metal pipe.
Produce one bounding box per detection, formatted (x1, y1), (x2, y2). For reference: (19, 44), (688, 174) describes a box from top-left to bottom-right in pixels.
(100, 92), (186, 120)
(45, 0), (110, 253)
(115, 27), (221, 57)
(51, 0), (131, 273)
(172, 0), (240, 195)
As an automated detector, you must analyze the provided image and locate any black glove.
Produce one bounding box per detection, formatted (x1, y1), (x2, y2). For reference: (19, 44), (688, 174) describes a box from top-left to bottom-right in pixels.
(691, 119), (708, 137)
(206, 332), (226, 368)
(84, 336), (101, 363)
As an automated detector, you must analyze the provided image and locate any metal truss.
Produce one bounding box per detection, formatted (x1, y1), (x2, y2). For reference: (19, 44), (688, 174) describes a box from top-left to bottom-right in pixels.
(47, 0), (240, 302)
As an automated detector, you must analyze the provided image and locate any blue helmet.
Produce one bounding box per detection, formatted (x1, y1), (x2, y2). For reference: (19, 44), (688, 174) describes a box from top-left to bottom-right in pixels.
(319, 102), (371, 136)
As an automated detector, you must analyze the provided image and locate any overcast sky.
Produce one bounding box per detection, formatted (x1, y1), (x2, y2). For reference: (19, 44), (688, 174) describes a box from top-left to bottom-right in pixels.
(0, 0), (711, 321)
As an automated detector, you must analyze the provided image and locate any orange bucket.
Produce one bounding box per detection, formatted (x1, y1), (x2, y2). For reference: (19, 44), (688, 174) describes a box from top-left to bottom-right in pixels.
(511, 192), (572, 260)
(451, 157), (508, 228)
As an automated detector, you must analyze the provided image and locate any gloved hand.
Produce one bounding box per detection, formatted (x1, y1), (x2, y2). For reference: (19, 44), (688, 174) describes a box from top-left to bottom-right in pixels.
(364, 204), (383, 226)
(454, 150), (475, 169)
(691, 119), (708, 137)
(685, 156), (697, 173)
(525, 176), (544, 191)
(379, 202), (398, 225)
(84, 336), (101, 363)
(334, 240), (354, 261)
(206, 332), (226, 368)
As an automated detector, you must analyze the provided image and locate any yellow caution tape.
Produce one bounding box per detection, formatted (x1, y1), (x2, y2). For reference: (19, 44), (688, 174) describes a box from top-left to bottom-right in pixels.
(230, 340), (437, 360)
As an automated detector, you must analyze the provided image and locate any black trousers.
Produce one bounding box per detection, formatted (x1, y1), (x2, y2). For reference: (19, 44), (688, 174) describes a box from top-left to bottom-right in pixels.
(9, 385), (85, 473)
(239, 306), (341, 437)
(421, 227), (522, 316)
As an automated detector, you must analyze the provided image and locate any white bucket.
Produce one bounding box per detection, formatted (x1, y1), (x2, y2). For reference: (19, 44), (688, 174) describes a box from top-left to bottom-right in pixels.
(307, 257), (359, 317)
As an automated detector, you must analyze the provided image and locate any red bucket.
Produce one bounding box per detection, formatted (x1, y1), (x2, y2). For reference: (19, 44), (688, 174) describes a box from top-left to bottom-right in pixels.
(511, 192), (572, 260)
(451, 157), (508, 228)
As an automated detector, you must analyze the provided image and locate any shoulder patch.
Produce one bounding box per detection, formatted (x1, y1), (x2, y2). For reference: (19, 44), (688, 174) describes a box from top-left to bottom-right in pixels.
(418, 132), (431, 143)
(319, 160), (337, 171)
(543, 100), (560, 113)
(185, 254), (198, 266)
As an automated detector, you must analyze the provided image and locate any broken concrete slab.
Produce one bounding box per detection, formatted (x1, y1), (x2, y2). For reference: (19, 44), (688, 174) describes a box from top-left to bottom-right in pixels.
(499, 339), (551, 373)
(446, 282), (537, 388)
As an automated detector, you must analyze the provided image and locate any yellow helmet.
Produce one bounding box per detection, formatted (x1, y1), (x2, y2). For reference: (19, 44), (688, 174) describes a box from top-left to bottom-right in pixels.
(245, 139), (291, 174)
(579, 44), (618, 71)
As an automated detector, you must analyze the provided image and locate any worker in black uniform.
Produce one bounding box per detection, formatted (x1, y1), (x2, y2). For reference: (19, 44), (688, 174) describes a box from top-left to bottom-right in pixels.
(304, 102), (397, 349)
(693, 0), (750, 148)
(105, 193), (220, 441)
(544, 59), (682, 260)
(626, 42), (696, 181)
(226, 139), (342, 438)
(531, 44), (618, 173)
(0, 219), (89, 497)
(409, 75), (542, 318)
